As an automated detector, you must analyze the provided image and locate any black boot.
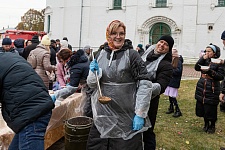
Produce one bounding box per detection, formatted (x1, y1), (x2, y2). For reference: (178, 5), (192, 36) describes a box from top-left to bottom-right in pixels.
(203, 119), (209, 132)
(173, 106), (182, 117)
(207, 121), (216, 134)
(207, 125), (215, 134)
(166, 104), (174, 114)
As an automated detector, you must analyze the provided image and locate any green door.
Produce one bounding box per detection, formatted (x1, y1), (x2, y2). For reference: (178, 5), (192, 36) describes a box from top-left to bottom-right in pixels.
(149, 23), (171, 45)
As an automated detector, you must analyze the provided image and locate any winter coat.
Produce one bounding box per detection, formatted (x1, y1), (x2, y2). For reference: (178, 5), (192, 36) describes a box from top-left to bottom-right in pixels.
(145, 49), (173, 94)
(32, 44), (56, 89)
(67, 53), (90, 87)
(0, 47), (18, 54)
(23, 43), (39, 59)
(56, 63), (67, 86)
(14, 38), (25, 56)
(50, 46), (57, 65)
(195, 57), (224, 105)
(143, 47), (173, 130)
(0, 52), (54, 133)
(168, 58), (183, 88)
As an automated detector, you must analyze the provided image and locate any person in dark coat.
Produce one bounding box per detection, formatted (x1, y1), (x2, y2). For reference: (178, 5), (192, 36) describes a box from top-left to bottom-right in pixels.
(0, 52), (54, 150)
(50, 39), (57, 66)
(164, 48), (183, 117)
(66, 49), (90, 87)
(141, 35), (174, 150)
(14, 38), (25, 56)
(219, 30), (225, 112)
(195, 44), (224, 134)
(22, 35), (39, 59)
(55, 39), (61, 52)
(219, 29), (225, 150)
(48, 40), (57, 90)
(136, 44), (145, 56)
(52, 49), (90, 103)
(0, 38), (18, 54)
(86, 20), (152, 150)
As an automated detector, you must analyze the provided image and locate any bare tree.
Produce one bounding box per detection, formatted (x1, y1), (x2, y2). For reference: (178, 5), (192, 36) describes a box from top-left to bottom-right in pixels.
(16, 9), (45, 31)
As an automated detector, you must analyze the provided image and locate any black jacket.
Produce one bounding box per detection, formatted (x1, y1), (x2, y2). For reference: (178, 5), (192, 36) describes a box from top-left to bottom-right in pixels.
(145, 50), (173, 129)
(50, 46), (57, 65)
(23, 43), (39, 59)
(168, 58), (183, 88)
(195, 57), (224, 105)
(0, 47), (18, 54)
(67, 52), (90, 87)
(14, 38), (25, 56)
(146, 50), (173, 93)
(0, 52), (54, 133)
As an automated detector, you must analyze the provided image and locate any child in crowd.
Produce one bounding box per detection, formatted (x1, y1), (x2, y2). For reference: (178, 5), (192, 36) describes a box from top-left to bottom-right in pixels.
(164, 48), (183, 117)
(194, 44), (224, 134)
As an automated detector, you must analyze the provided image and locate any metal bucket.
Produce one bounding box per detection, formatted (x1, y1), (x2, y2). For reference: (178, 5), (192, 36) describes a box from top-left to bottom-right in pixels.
(64, 116), (93, 150)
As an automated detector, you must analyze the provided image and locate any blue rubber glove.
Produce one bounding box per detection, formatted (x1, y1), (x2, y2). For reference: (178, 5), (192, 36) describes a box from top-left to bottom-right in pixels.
(90, 59), (99, 74)
(50, 94), (56, 102)
(132, 115), (144, 131)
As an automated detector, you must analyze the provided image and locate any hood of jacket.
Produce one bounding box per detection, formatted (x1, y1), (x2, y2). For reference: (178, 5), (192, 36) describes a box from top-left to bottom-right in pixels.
(36, 43), (47, 50)
(14, 39), (25, 48)
(67, 50), (88, 68)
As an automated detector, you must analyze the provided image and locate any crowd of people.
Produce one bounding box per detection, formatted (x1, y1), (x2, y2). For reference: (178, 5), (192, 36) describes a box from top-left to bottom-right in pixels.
(0, 20), (225, 150)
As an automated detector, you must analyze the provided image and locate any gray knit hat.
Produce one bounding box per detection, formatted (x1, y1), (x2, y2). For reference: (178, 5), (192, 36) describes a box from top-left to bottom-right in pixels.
(83, 45), (91, 52)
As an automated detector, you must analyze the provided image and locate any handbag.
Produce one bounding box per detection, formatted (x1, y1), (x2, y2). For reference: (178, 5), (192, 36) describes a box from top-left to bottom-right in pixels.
(46, 71), (56, 81)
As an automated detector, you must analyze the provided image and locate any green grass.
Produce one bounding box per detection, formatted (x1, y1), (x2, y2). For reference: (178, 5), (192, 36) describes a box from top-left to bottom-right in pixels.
(155, 79), (225, 150)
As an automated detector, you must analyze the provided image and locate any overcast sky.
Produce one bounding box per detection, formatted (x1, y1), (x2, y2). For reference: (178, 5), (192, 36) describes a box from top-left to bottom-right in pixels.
(0, 0), (46, 29)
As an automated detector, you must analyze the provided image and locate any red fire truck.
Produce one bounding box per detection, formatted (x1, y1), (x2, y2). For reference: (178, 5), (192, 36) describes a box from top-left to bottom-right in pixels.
(2, 30), (46, 42)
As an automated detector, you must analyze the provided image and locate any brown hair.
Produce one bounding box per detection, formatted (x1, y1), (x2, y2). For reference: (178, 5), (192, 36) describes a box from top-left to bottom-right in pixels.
(57, 48), (73, 61)
(172, 48), (179, 68)
(172, 57), (179, 68)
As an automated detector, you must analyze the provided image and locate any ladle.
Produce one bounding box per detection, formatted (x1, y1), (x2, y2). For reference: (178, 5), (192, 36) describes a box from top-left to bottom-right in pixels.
(91, 51), (111, 104)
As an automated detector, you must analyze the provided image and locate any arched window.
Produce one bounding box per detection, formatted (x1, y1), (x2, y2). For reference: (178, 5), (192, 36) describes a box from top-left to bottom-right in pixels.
(149, 23), (171, 44)
(156, 0), (167, 7)
(113, 0), (122, 9)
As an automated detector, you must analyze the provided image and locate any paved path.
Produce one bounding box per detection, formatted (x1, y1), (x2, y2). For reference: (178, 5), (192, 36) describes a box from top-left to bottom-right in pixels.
(182, 64), (201, 80)
(47, 64), (200, 150)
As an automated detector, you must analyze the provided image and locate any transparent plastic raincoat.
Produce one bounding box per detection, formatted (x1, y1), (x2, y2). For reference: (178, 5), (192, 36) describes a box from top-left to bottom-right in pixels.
(87, 48), (152, 140)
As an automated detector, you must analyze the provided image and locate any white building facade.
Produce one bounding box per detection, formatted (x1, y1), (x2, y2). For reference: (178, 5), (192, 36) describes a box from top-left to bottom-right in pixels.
(45, 0), (225, 63)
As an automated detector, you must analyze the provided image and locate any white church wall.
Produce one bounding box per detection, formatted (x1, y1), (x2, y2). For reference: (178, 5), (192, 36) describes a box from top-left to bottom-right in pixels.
(45, 0), (225, 62)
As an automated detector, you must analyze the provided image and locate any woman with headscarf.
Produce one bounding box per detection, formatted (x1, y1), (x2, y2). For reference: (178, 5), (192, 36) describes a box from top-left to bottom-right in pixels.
(86, 20), (153, 150)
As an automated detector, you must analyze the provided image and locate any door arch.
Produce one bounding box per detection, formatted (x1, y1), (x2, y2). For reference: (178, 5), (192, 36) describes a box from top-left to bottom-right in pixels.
(149, 22), (171, 44)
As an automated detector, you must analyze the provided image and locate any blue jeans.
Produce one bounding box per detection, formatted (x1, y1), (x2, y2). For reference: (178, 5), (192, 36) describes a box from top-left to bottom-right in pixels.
(8, 111), (52, 150)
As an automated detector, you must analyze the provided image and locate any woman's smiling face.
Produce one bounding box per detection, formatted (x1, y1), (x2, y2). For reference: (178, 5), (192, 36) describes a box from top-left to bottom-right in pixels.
(109, 26), (125, 49)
